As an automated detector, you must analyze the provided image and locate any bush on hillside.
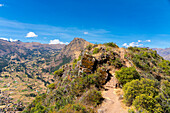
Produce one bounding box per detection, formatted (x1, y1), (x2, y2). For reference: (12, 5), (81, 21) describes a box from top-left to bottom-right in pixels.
(115, 67), (140, 85)
(82, 88), (103, 106)
(155, 80), (170, 113)
(86, 44), (93, 51)
(104, 42), (119, 48)
(58, 103), (94, 113)
(123, 78), (159, 105)
(54, 68), (64, 77)
(133, 94), (163, 113)
(93, 48), (99, 54)
(47, 83), (55, 90)
(110, 58), (123, 68)
(158, 60), (170, 75)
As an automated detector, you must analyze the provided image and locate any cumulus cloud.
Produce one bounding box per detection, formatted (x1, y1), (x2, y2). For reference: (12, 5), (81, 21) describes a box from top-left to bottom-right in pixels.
(0, 37), (18, 42)
(84, 32), (88, 35)
(49, 39), (69, 45)
(26, 32), (38, 38)
(9, 38), (18, 42)
(0, 4), (4, 7)
(122, 40), (151, 47)
(0, 37), (8, 41)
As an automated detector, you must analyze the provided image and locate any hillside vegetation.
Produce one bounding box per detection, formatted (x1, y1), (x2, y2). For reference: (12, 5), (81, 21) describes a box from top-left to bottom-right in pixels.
(24, 42), (170, 113)
(0, 38), (92, 112)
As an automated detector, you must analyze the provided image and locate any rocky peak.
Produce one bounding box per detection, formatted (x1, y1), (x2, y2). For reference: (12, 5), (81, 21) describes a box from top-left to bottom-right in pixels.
(57, 37), (92, 60)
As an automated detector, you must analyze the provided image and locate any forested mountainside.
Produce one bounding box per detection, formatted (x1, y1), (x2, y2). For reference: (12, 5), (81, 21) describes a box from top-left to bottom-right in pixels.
(153, 48), (170, 61)
(0, 38), (91, 112)
(24, 42), (170, 113)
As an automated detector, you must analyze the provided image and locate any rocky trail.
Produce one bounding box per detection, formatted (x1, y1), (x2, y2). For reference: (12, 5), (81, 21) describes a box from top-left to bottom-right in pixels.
(98, 74), (128, 113)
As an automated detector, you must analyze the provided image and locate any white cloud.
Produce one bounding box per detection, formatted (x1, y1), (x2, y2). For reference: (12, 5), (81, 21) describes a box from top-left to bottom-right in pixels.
(0, 37), (18, 42)
(0, 18), (112, 43)
(49, 39), (69, 45)
(145, 40), (151, 42)
(26, 32), (38, 38)
(123, 40), (151, 47)
(0, 37), (8, 41)
(9, 38), (18, 42)
(129, 42), (143, 47)
(138, 40), (142, 42)
(0, 4), (4, 7)
(122, 43), (128, 47)
(84, 32), (88, 35)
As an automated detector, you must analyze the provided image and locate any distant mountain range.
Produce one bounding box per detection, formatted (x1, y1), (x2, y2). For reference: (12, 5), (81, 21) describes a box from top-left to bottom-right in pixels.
(0, 39), (64, 56)
(152, 48), (170, 61)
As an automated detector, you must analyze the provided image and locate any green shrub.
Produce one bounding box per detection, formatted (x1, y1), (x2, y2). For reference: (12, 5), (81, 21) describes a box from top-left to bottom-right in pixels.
(78, 55), (82, 61)
(93, 48), (99, 54)
(54, 68), (64, 77)
(155, 80), (170, 113)
(123, 78), (159, 105)
(30, 103), (47, 113)
(115, 67), (140, 85)
(86, 44), (93, 50)
(58, 103), (93, 113)
(110, 58), (123, 68)
(82, 88), (103, 106)
(158, 60), (170, 75)
(133, 94), (163, 113)
(104, 42), (119, 48)
(47, 83), (55, 89)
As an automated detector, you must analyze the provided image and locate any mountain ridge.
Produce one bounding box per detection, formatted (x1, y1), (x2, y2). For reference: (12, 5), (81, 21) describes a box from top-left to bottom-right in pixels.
(152, 48), (170, 61)
(0, 38), (169, 112)
(24, 42), (170, 113)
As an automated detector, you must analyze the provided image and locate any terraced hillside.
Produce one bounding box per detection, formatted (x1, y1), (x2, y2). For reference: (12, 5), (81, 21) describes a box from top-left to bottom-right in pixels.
(0, 38), (92, 112)
(0, 39), (64, 111)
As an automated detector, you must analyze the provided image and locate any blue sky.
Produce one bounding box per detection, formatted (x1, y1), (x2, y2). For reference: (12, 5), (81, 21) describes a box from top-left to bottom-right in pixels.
(0, 0), (170, 48)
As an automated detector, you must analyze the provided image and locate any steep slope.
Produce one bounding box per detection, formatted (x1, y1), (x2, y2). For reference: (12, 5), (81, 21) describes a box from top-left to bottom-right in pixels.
(153, 48), (170, 61)
(57, 37), (92, 59)
(0, 38), (92, 112)
(24, 42), (170, 113)
(48, 38), (92, 72)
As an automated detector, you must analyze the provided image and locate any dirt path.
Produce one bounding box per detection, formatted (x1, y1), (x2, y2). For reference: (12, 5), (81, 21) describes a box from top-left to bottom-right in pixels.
(98, 74), (128, 113)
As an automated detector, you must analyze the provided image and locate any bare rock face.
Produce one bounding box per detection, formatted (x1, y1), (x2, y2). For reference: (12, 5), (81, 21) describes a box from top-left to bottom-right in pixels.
(80, 54), (97, 73)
